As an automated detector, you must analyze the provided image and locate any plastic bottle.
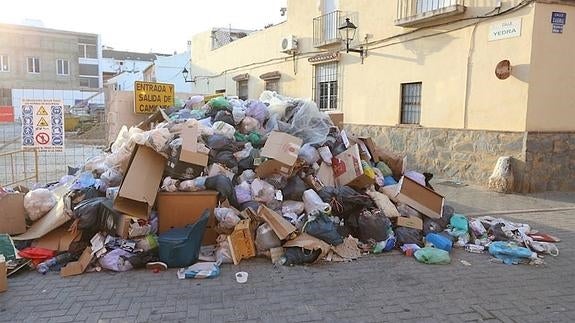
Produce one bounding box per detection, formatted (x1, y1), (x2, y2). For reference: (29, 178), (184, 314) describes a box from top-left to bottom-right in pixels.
(425, 233), (453, 252)
(36, 253), (74, 274)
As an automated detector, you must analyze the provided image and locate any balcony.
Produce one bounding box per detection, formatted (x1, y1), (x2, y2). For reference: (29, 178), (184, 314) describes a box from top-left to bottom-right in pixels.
(313, 11), (359, 48)
(395, 0), (466, 27)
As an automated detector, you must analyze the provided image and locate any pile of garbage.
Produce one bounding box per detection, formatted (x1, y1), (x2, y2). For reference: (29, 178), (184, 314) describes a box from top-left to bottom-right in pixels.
(0, 91), (561, 283)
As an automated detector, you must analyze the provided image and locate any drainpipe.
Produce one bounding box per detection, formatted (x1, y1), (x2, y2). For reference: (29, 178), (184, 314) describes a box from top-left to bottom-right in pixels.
(463, 22), (479, 129)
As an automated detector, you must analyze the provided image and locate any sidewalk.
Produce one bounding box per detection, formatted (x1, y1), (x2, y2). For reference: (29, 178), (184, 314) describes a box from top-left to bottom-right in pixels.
(1, 183), (574, 323)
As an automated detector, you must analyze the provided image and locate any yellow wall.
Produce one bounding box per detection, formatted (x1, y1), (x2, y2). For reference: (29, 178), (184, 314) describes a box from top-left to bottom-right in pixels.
(526, 2), (575, 131)
(189, 0), (574, 132)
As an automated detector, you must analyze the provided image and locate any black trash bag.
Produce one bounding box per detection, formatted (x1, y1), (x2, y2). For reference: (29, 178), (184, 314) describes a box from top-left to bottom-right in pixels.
(213, 150), (238, 169)
(237, 149), (257, 173)
(126, 248), (160, 269)
(357, 209), (391, 243)
(282, 176), (308, 201)
(213, 110), (236, 126)
(303, 213), (343, 246)
(488, 223), (510, 241)
(423, 205), (455, 235)
(395, 227), (423, 246)
(318, 186), (374, 217)
(240, 200), (261, 213)
(205, 175), (239, 208)
(442, 204), (455, 223)
(281, 247), (322, 266)
(73, 197), (107, 230)
(205, 134), (233, 150)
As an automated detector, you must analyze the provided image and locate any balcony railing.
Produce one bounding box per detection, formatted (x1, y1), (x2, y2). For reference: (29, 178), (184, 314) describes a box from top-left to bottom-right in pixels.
(396, 0), (465, 27)
(313, 11), (360, 48)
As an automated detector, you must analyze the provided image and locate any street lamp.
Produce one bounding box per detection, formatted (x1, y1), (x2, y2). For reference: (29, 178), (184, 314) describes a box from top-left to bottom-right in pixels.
(338, 18), (366, 63)
(182, 67), (194, 83)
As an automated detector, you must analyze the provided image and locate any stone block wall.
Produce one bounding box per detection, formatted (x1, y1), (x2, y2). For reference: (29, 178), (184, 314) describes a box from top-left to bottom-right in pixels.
(522, 132), (575, 192)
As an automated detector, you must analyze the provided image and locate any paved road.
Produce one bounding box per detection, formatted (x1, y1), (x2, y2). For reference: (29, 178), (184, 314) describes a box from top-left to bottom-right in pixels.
(1, 185), (574, 322)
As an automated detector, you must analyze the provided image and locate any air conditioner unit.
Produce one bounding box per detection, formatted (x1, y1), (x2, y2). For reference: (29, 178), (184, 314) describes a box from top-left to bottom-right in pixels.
(280, 35), (298, 53)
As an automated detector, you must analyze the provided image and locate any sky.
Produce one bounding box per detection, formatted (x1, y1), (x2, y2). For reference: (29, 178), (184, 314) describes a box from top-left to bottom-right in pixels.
(0, 0), (287, 54)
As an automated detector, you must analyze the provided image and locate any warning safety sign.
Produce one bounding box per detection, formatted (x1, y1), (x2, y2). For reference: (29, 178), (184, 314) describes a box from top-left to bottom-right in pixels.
(21, 98), (65, 152)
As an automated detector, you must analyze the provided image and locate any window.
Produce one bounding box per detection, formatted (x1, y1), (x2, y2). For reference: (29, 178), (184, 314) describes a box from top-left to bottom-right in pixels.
(79, 64), (99, 76)
(0, 55), (8, 72)
(237, 80), (248, 100)
(265, 79), (279, 92)
(27, 57), (40, 73)
(57, 59), (69, 75)
(314, 62), (338, 110)
(417, 0), (457, 14)
(400, 82), (422, 124)
(79, 77), (99, 88)
(78, 43), (98, 58)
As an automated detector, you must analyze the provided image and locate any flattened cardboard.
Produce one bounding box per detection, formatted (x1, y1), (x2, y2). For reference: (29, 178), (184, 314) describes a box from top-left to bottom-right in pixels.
(333, 144), (375, 189)
(33, 224), (80, 252)
(282, 233), (331, 262)
(395, 216), (423, 230)
(227, 220), (256, 265)
(366, 190), (400, 218)
(0, 193), (26, 235)
(60, 247), (93, 277)
(326, 111), (344, 129)
(0, 256), (6, 292)
(114, 145), (166, 219)
(395, 176), (444, 219)
(179, 123), (209, 166)
(317, 162), (336, 187)
(156, 191), (219, 245)
(258, 206), (296, 241)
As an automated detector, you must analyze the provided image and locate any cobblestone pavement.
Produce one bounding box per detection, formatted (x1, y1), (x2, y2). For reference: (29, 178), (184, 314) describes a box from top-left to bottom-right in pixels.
(1, 184), (574, 323)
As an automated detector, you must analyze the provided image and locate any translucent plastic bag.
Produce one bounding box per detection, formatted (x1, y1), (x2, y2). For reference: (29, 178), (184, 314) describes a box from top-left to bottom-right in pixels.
(238, 170), (257, 184)
(298, 144), (320, 165)
(251, 179), (275, 203)
(239, 116), (260, 134)
(234, 181), (253, 204)
(282, 201), (305, 215)
(214, 208), (241, 230)
(288, 100), (332, 145)
(99, 249), (134, 272)
(161, 176), (179, 192)
(246, 101), (269, 125)
(255, 223), (282, 252)
(414, 247), (451, 265)
(24, 188), (57, 221)
(177, 262), (220, 279)
(215, 235), (233, 264)
(212, 121), (236, 139)
(179, 177), (207, 192)
(100, 167), (123, 188)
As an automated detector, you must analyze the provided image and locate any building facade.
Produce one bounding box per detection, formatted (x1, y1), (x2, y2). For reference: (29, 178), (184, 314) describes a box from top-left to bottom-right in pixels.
(188, 0), (575, 192)
(0, 23), (104, 118)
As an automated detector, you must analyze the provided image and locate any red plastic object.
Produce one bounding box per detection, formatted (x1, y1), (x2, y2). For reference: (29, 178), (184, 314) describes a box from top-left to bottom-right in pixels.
(18, 247), (55, 265)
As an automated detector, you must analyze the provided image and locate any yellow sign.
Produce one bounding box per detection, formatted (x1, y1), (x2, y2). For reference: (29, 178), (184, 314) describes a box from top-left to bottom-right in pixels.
(134, 81), (175, 114)
(37, 106), (48, 115)
(37, 117), (49, 127)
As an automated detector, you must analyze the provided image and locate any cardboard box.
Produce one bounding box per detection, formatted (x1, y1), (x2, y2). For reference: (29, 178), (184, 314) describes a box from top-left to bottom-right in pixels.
(258, 206), (296, 241)
(0, 193), (26, 235)
(179, 123), (209, 166)
(395, 176), (444, 219)
(156, 191), (219, 245)
(33, 224), (80, 252)
(326, 111), (344, 129)
(317, 163), (336, 187)
(60, 247), (93, 277)
(395, 216), (423, 230)
(114, 145), (166, 219)
(227, 219), (256, 265)
(333, 144), (375, 189)
(0, 255), (6, 293)
(257, 132), (303, 178)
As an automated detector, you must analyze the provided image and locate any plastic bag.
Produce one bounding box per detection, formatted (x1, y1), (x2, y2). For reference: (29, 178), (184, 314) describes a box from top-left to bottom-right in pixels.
(214, 110), (235, 126)
(282, 200), (305, 215)
(375, 162), (393, 177)
(99, 248), (134, 272)
(145, 128), (172, 153)
(212, 121), (236, 139)
(280, 247), (322, 266)
(282, 176), (307, 201)
(251, 179), (275, 203)
(357, 209), (392, 243)
(161, 176), (179, 192)
(84, 154), (110, 176)
(205, 134), (232, 150)
(214, 208), (241, 230)
(489, 241), (537, 265)
(395, 227), (423, 246)
(24, 188), (57, 221)
(178, 177), (207, 192)
(205, 175), (239, 208)
(298, 144), (320, 165)
(232, 105), (246, 124)
(317, 186), (373, 217)
(234, 143), (253, 160)
(255, 223), (282, 252)
(100, 167), (123, 188)
(414, 247), (451, 265)
(238, 169), (257, 184)
(288, 100), (332, 145)
(177, 262), (220, 279)
(71, 171), (97, 190)
(303, 213), (343, 246)
(239, 116), (260, 134)
(234, 181), (253, 204)
(215, 235), (233, 264)
(208, 96), (230, 110)
(184, 95), (205, 109)
(302, 189), (331, 214)
(246, 100), (269, 125)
